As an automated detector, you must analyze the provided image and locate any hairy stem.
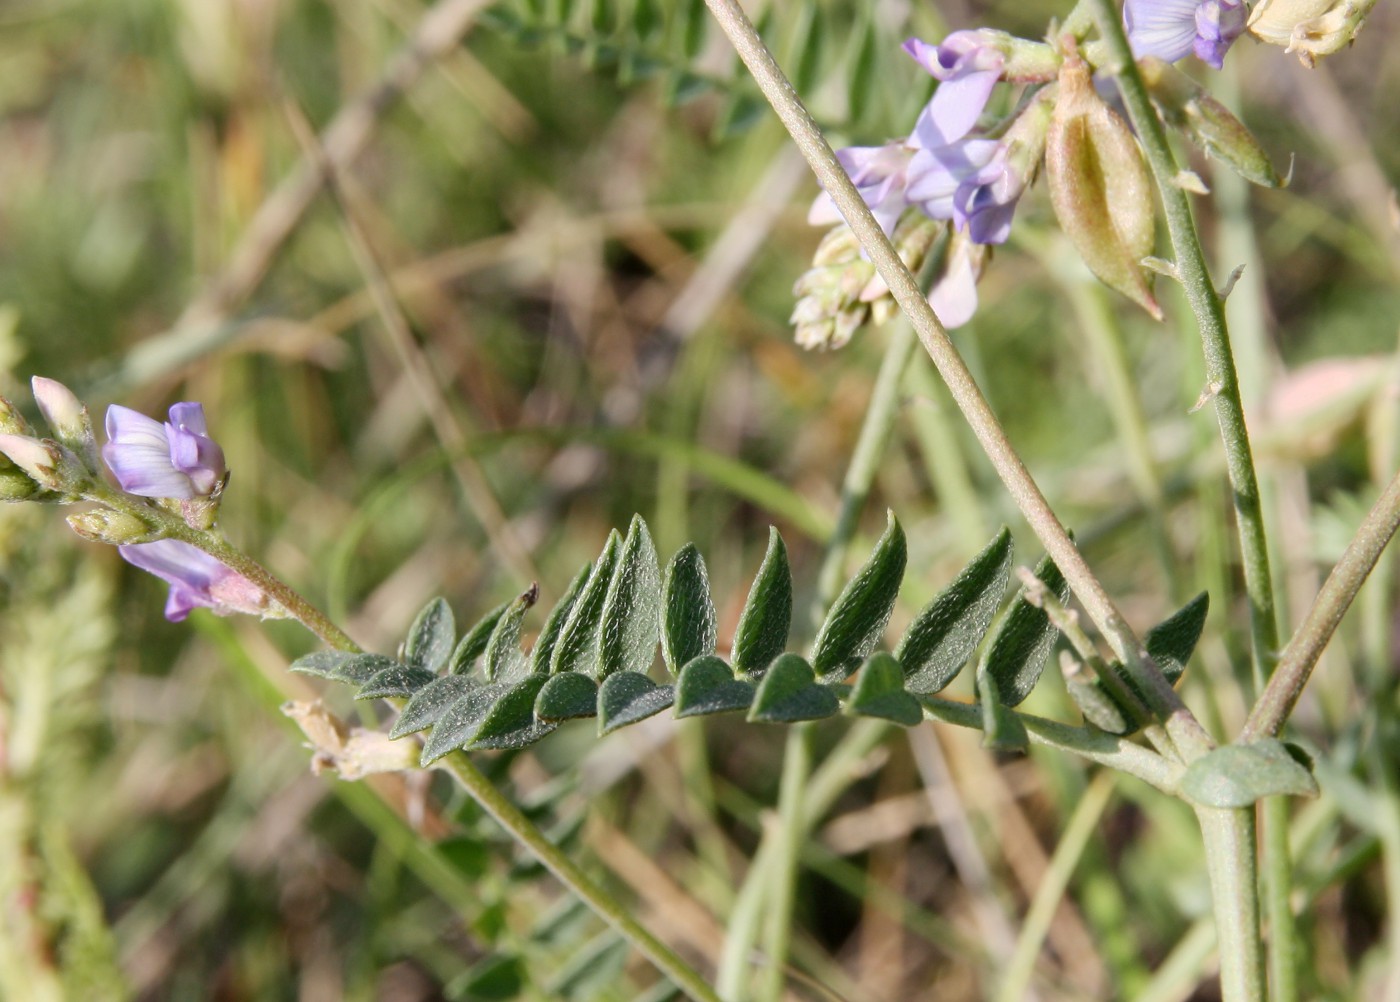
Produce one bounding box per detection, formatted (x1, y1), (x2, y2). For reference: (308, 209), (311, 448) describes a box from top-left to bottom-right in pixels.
(701, 0), (1212, 759)
(1196, 807), (1266, 1002)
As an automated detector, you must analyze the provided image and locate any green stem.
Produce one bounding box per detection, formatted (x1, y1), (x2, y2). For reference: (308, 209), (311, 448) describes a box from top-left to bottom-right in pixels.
(701, 0), (1211, 759)
(1196, 807), (1266, 1002)
(812, 318), (920, 614)
(438, 756), (723, 1002)
(759, 724), (811, 1002)
(1242, 466), (1400, 740)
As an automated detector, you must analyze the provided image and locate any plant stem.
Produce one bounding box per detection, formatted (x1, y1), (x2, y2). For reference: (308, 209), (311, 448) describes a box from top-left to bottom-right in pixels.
(1242, 466), (1400, 740)
(759, 724), (811, 1002)
(1196, 807), (1266, 1002)
(701, 0), (1211, 759)
(438, 755), (723, 1002)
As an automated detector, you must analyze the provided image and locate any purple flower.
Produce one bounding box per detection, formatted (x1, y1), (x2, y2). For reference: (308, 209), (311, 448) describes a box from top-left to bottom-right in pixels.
(118, 540), (266, 622)
(951, 152), (1026, 246)
(1124, 0), (1246, 69)
(103, 402), (226, 499)
(902, 33), (1006, 146)
(928, 236), (988, 330)
(809, 142), (919, 237)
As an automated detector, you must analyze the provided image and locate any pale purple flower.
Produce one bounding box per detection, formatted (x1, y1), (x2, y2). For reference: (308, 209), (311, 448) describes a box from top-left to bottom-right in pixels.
(103, 402), (226, 499)
(927, 237), (988, 330)
(902, 33), (1006, 146)
(951, 149), (1028, 246)
(118, 539), (266, 622)
(809, 142), (919, 237)
(1124, 0), (1246, 69)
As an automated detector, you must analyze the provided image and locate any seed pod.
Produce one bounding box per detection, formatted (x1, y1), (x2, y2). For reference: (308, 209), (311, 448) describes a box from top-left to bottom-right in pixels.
(1139, 58), (1281, 188)
(1047, 59), (1161, 319)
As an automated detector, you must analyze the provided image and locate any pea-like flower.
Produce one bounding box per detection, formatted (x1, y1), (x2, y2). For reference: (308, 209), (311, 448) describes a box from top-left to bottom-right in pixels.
(103, 402), (226, 499)
(901, 32), (1006, 146)
(808, 142), (920, 237)
(118, 539), (267, 622)
(1124, 0), (1247, 69)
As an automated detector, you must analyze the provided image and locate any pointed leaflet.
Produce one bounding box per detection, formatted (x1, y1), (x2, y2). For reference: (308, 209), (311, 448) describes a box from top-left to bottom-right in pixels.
(980, 549), (1069, 707)
(421, 683), (511, 764)
(896, 528), (1013, 694)
(529, 565), (591, 675)
(551, 530), (622, 676)
(1145, 591), (1209, 684)
(596, 516), (662, 679)
(846, 653), (922, 727)
(484, 584), (539, 683)
(748, 654), (840, 723)
(662, 544), (717, 674)
(731, 528), (793, 677)
(450, 601), (508, 675)
(390, 674), (476, 738)
(811, 512), (908, 683)
(675, 655), (755, 718)
(597, 672), (674, 735)
(328, 653), (401, 686)
(288, 650), (357, 679)
(534, 672), (599, 721)
(357, 665), (438, 700)
(405, 597), (455, 674)
(469, 676), (558, 750)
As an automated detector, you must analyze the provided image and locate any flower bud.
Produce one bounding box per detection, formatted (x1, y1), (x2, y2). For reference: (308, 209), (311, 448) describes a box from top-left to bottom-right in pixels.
(66, 509), (165, 546)
(1139, 58), (1281, 188)
(0, 434), (66, 491)
(1247, 0), (1378, 65)
(32, 376), (99, 470)
(0, 464), (43, 502)
(1047, 59), (1162, 319)
(0, 396), (33, 436)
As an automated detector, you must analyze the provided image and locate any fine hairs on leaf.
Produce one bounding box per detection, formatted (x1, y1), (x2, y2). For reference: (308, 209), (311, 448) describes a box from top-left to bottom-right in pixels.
(530, 565), (592, 675)
(405, 597), (455, 673)
(484, 584), (539, 683)
(731, 527), (793, 677)
(811, 511), (907, 683)
(596, 515), (662, 679)
(661, 543), (718, 674)
(551, 530), (623, 677)
(979, 548), (1070, 707)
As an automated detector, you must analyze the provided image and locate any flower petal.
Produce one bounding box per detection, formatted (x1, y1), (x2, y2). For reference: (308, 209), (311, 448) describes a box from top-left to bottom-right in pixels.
(1125, 0), (1201, 62)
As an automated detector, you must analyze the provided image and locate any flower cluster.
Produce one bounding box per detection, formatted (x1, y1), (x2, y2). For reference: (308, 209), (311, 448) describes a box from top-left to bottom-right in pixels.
(0, 378), (267, 623)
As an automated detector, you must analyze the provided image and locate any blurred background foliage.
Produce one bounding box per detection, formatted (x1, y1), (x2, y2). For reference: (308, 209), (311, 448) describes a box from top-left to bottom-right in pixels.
(1, 0), (1400, 998)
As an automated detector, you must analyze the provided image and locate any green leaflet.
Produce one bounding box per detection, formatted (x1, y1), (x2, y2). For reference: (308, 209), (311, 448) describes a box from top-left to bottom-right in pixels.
(674, 655), (754, 718)
(451, 601), (509, 675)
(597, 672), (674, 735)
(327, 653), (401, 685)
(529, 565), (591, 675)
(661, 544), (717, 675)
(748, 654), (840, 723)
(596, 516), (662, 679)
(551, 530), (623, 677)
(405, 597), (455, 674)
(979, 548), (1069, 708)
(1180, 739), (1318, 809)
(421, 684), (512, 765)
(484, 585), (539, 683)
(811, 512), (907, 683)
(846, 653), (922, 727)
(535, 672), (600, 722)
(288, 649), (356, 678)
(390, 674), (476, 739)
(469, 676), (558, 751)
(1145, 591), (1210, 684)
(978, 666), (1030, 753)
(896, 527), (1013, 694)
(731, 528), (793, 677)
(357, 665), (437, 700)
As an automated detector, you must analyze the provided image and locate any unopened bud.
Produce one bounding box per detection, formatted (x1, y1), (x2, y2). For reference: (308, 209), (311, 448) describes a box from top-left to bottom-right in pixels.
(0, 464), (42, 502)
(31, 376), (99, 469)
(1047, 59), (1162, 319)
(1248, 0), (1378, 65)
(1139, 58), (1281, 188)
(67, 508), (165, 545)
(0, 396), (33, 436)
(0, 434), (65, 491)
